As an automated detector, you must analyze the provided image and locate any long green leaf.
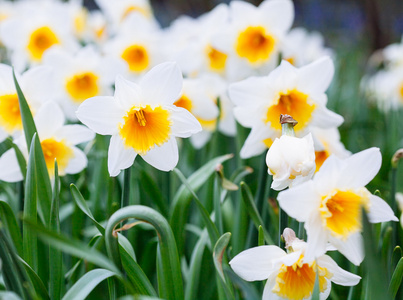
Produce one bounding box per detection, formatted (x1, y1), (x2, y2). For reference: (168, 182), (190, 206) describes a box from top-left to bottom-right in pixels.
(213, 233), (234, 300)
(62, 269), (116, 300)
(0, 200), (23, 255)
(23, 219), (121, 275)
(105, 205), (183, 300)
(70, 184), (105, 235)
(240, 182), (274, 245)
(389, 257), (403, 298)
(23, 134), (38, 271)
(170, 154), (233, 253)
(19, 257), (50, 300)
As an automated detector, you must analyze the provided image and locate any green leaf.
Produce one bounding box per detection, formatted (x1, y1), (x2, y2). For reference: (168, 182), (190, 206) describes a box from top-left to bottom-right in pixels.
(258, 225), (264, 246)
(0, 200), (23, 255)
(240, 182), (274, 245)
(213, 232), (231, 283)
(170, 154), (233, 253)
(312, 268), (320, 300)
(139, 168), (168, 215)
(23, 134), (38, 271)
(389, 257), (403, 298)
(70, 184), (105, 235)
(10, 141), (27, 180)
(105, 205), (183, 300)
(62, 269), (117, 300)
(19, 257), (50, 300)
(23, 219), (121, 275)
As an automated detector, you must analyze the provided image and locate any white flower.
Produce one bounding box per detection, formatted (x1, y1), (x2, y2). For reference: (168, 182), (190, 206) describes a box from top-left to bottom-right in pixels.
(76, 62), (202, 176)
(277, 147), (398, 265)
(230, 229), (360, 300)
(266, 133), (315, 190)
(228, 57), (343, 159)
(0, 101), (94, 182)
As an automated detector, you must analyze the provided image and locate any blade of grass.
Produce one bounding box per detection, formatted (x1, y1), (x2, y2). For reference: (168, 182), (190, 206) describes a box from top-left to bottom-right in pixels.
(0, 200), (23, 255)
(389, 257), (403, 298)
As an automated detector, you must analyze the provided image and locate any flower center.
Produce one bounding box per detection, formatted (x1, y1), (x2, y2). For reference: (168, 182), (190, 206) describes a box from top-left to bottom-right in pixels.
(206, 45), (227, 72)
(315, 150), (329, 172)
(119, 105), (171, 155)
(399, 83), (403, 101)
(74, 8), (87, 35)
(320, 189), (370, 238)
(273, 256), (331, 300)
(174, 94), (193, 112)
(0, 94), (22, 134)
(235, 26), (275, 63)
(27, 26), (59, 61)
(121, 45), (149, 73)
(121, 5), (150, 20)
(265, 89), (315, 132)
(41, 138), (73, 176)
(65, 72), (99, 103)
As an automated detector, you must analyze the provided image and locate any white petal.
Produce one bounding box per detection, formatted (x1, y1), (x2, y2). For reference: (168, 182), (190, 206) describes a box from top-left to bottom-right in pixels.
(313, 155), (344, 196)
(262, 272), (283, 300)
(64, 147), (88, 175)
(108, 134), (137, 177)
(190, 131), (211, 149)
(114, 75), (142, 110)
(233, 106), (264, 128)
(297, 57), (334, 94)
(76, 96), (123, 135)
(141, 137), (178, 171)
(228, 76), (269, 107)
(317, 255), (361, 286)
(56, 125), (95, 145)
(267, 60), (298, 93)
(328, 232), (364, 266)
(277, 180), (320, 222)
(35, 102), (65, 138)
(304, 212), (328, 262)
(259, 0), (294, 35)
(0, 149), (23, 182)
(169, 106), (202, 138)
(336, 147), (382, 190)
(367, 194), (398, 223)
(311, 106), (344, 128)
(140, 62), (183, 106)
(229, 245), (285, 281)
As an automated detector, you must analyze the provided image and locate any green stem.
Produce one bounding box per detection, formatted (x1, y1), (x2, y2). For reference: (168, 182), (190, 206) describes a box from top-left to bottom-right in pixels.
(121, 167), (131, 209)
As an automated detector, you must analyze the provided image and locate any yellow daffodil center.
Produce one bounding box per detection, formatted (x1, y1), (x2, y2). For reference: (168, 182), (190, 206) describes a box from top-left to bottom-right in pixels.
(0, 94), (22, 134)
(119, 105), (171, 155)
(320, 189), (370, 238)
(27, 26), (59, 61)
(285, 57), (295, 65)
(74, 8), (88, 35)
(399, 83), (403, 101)
(121, 45), (149, 72)
(236, 26), (275, 63)
(263, 137), (274, 148)
(65, 72), (100, 103)
(198, 117), (216, 131)
(174, 94), (193, 112)
(206, 45), (227, 72)
(265, 90), (315, 132)
(273, 256), (331, 300)
(315, 150), (329, 172)
(41, 138), (73, 175)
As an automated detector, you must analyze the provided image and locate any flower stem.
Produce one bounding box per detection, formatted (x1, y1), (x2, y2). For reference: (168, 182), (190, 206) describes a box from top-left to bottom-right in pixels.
(121, 167), (131, 209)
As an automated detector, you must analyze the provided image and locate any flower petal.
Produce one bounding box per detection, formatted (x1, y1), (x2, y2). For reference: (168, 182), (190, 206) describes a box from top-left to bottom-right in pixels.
(304, 212), (328, 262)
(35, 102), (65, 138)
(56, 125), (95, 145)
(140, 62), (183, 106)
(229, 245), (285, 281)
(0, 149), (23, 182)
(328, 232), (364, 266)
(114, 75), (142, 110)
(228, 76), (269, 107)
(297, 56), (334, 94)
(64, 147), (88, 175)
(262, 272), (283, 300)
(108, 134), (137, 177)
(76, 96), (123, 135)
(367, 194), (398, 223)
(168, 106), (202, 138)
(259, 0), (294, 35)
(141, 137), (178, 171)
(317, 255), (361, 286)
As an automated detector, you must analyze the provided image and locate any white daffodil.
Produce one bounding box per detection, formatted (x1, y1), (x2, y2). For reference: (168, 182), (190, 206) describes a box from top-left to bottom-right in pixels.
(0, 0), (79, 71)
(103, 13), (163, 79)
(168, 4), (230, 78)
(212, 0), (294, 81)
(42, 45), (125, 121)
(282, 27), (334, 67)
(76, 62), (202, 176)
(310, 127), (350, 172)
(230, 228), (360, 300)
(228, 57), (343, 159)
(382, 36), (403, 69)
(396, 193), (403, 229)
(277, 147), (398, 265)
(0, 63), (55, 142)
(266, 133), (315, 191)
(0, 101), (95, 182)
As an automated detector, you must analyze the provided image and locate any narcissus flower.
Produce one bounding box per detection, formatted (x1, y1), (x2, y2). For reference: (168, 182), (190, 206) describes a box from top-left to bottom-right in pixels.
(228, 57), (343, 159)
(230, 228), (360, 300)
(278, 148), (398, 265)
(76, 62), (202, 176)
(0, 102), (94, 182)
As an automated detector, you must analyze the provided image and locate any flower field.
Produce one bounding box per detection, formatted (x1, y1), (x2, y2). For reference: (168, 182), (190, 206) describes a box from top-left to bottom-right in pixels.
(0, 0), (402, 299)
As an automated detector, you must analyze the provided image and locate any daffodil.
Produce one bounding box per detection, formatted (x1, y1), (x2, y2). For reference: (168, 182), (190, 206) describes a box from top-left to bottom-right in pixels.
(0, 101), (94, 182)
(0, 63), (55, 142)
(0, 0), (79, 71)
(42, 45), (125, 121)
(228, 57), (343, 159)
(277, 147), (398, 265)
(76, 62), (202, 176)
(230, 228), (361, 300)
(212, 0), (294, 81)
